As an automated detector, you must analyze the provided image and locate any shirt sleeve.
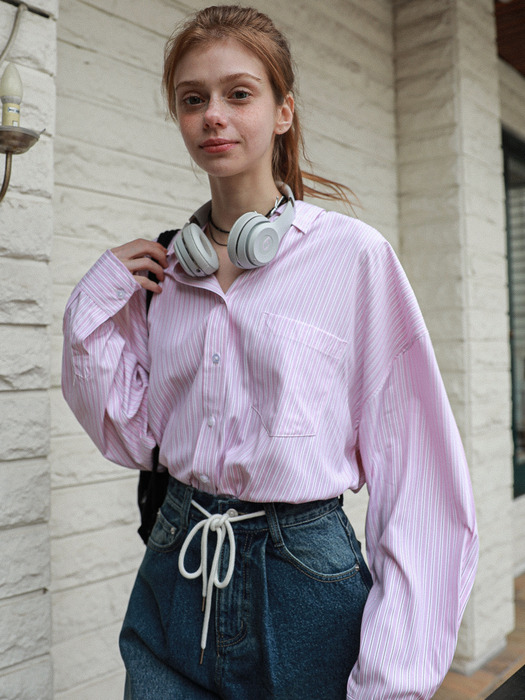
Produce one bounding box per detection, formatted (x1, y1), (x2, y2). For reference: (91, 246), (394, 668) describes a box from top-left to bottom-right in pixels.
(61, 249), (157, 469)
(346, 331), (479, 699)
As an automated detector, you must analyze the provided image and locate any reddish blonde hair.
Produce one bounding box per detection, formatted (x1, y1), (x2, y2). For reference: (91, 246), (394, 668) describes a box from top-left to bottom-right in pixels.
(163, 5), (354, 206)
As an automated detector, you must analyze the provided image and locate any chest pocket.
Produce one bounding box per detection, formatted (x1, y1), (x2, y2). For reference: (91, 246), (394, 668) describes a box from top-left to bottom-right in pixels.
(248, 313), (347, 437)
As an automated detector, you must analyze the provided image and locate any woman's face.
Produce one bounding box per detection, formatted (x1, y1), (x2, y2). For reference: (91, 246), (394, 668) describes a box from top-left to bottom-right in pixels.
(173, 38), (293, 183)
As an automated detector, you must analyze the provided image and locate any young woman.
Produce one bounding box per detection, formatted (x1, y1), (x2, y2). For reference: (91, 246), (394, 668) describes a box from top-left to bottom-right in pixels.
(62, 6), (478, 699)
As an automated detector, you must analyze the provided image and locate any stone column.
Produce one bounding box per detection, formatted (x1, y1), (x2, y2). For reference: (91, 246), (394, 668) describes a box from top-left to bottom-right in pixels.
(0, 2), (56, 698)
(394, 0), (513, 672)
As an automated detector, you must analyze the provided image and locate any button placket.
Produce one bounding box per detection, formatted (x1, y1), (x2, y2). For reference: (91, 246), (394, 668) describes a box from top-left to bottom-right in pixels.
(203, 307), (226, 427)
(207, 351), (221, 430)
(192, 303), (229, 484)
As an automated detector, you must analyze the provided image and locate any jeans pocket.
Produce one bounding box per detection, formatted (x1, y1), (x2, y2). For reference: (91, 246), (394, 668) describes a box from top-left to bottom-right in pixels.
(147, 501), (186, 553)
(276, 507), (365, 582)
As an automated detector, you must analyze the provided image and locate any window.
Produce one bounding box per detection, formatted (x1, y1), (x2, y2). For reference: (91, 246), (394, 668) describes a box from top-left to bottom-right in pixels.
(504, 129), (525, 497)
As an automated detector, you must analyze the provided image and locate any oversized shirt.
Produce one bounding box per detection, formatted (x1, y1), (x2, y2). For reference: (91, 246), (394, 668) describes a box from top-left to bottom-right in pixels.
(62, 199), (478, 699)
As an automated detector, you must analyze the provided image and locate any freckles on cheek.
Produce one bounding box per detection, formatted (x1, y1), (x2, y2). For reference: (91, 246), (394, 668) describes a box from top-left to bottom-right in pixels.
(178, 115), (190, 134)
(178, 120), (196, 149)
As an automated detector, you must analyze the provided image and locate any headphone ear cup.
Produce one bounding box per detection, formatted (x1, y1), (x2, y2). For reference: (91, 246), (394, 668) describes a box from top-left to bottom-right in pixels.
(174, 224), (219, 277)
(228, 213), (280, 269)
(228, 212), (259, 268)
(247, 220), (281, 266)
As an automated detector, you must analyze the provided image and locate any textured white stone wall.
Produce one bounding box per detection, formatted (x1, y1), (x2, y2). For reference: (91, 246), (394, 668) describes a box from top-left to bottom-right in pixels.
(394, 0), (512, 673)
(0, 1), (57, 699)
(499, 58), (525, 576)
(50, 1), (397, 696)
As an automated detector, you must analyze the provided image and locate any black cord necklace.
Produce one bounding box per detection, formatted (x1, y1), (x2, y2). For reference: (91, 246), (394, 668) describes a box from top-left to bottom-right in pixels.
(207, 195), (287, 247)
(207, 211), (229, 246)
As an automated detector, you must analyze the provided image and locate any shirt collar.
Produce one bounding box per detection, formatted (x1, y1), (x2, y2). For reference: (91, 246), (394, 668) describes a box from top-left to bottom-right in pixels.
(166, 199), (322, 278)
(290, 199), (321, 235)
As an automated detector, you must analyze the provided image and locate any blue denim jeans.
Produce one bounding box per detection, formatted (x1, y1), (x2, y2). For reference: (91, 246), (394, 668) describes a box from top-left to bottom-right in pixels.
(120, 477), (372, 699)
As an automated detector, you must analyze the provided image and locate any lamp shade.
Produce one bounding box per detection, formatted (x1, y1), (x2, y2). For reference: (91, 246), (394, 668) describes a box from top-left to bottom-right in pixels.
(0, 64), (23, 101)
(0, 64), (23, 126)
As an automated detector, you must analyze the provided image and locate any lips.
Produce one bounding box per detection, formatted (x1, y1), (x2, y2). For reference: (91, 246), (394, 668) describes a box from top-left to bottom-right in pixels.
(200, 138), (237, 153)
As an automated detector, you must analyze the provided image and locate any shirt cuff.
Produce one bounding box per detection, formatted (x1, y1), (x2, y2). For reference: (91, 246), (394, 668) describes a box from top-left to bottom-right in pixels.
(77, 249), (142, 316)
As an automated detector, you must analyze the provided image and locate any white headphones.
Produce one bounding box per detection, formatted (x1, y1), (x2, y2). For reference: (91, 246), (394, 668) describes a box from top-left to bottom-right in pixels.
(173, 184), (296, 277)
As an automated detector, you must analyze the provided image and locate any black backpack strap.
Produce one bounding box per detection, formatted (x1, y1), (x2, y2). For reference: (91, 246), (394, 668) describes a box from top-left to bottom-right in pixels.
(137, 444), (169, 545)
(138, 229), (179, 545)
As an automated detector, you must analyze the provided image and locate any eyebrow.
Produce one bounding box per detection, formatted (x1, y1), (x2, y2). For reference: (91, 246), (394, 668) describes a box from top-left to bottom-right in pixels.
(175, 72), (263, 92)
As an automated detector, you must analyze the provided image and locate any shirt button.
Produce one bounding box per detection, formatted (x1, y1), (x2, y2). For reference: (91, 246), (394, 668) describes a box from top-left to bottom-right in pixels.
(116, 289), (125, 299)
(200, 474), (210, 483)
(212, 353), (221, 365)
(207, 416), (216, 427)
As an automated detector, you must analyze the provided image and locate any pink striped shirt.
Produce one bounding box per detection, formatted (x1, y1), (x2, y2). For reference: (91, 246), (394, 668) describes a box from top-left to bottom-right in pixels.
(62, 199), (478, 699)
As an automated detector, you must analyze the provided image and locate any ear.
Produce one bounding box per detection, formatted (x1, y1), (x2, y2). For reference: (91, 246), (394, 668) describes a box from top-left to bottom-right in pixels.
(274, 93), (294, 135)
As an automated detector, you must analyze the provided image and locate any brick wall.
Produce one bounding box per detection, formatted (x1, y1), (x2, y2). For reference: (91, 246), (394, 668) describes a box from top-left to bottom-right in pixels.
(0, 1), (57, 699)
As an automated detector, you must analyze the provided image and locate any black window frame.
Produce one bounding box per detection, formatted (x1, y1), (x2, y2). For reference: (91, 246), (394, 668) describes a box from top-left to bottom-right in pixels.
(503, 128), (525, 498)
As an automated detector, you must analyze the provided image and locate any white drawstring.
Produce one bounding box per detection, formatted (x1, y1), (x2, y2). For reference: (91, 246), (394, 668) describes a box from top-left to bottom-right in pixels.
(178, 499), (266, 663)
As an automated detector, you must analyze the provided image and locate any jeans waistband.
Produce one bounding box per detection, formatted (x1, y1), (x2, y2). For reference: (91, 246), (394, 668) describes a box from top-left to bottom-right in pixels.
(164, 475), (342, 529)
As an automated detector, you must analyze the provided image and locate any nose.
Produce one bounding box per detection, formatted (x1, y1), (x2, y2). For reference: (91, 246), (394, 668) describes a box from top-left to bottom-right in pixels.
(204, 96), (226, 128)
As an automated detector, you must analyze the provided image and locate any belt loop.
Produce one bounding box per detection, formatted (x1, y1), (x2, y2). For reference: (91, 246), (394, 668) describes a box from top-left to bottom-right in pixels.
(265, 503), (284, 547)
(179, 479), (194, 531)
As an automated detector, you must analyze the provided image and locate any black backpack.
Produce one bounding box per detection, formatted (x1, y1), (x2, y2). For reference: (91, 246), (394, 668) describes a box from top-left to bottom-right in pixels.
(137, 229), (179, 545)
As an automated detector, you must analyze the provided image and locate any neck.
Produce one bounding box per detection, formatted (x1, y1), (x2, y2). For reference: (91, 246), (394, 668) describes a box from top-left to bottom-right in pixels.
(208, 175), (282, 231)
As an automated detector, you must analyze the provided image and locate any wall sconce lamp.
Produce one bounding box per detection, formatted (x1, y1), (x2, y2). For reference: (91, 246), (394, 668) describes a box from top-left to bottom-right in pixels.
(0, 1), (43, 204)
(0, 63), (40, 203)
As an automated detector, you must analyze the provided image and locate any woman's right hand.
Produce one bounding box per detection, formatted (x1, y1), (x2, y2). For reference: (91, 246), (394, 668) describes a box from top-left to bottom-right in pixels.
(111, 239), (169, 294)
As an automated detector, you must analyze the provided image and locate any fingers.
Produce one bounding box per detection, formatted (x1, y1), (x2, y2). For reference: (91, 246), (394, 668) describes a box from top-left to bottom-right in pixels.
(127, 256), (167, 280)
(111, 239), (169, 266)
(110, 239), (170, 291)
(133, 274), (163, 294)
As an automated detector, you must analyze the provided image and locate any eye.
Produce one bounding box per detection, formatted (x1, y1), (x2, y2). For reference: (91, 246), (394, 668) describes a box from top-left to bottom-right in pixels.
(183, 95), (204, 106)
(231, 89), (251, 100)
